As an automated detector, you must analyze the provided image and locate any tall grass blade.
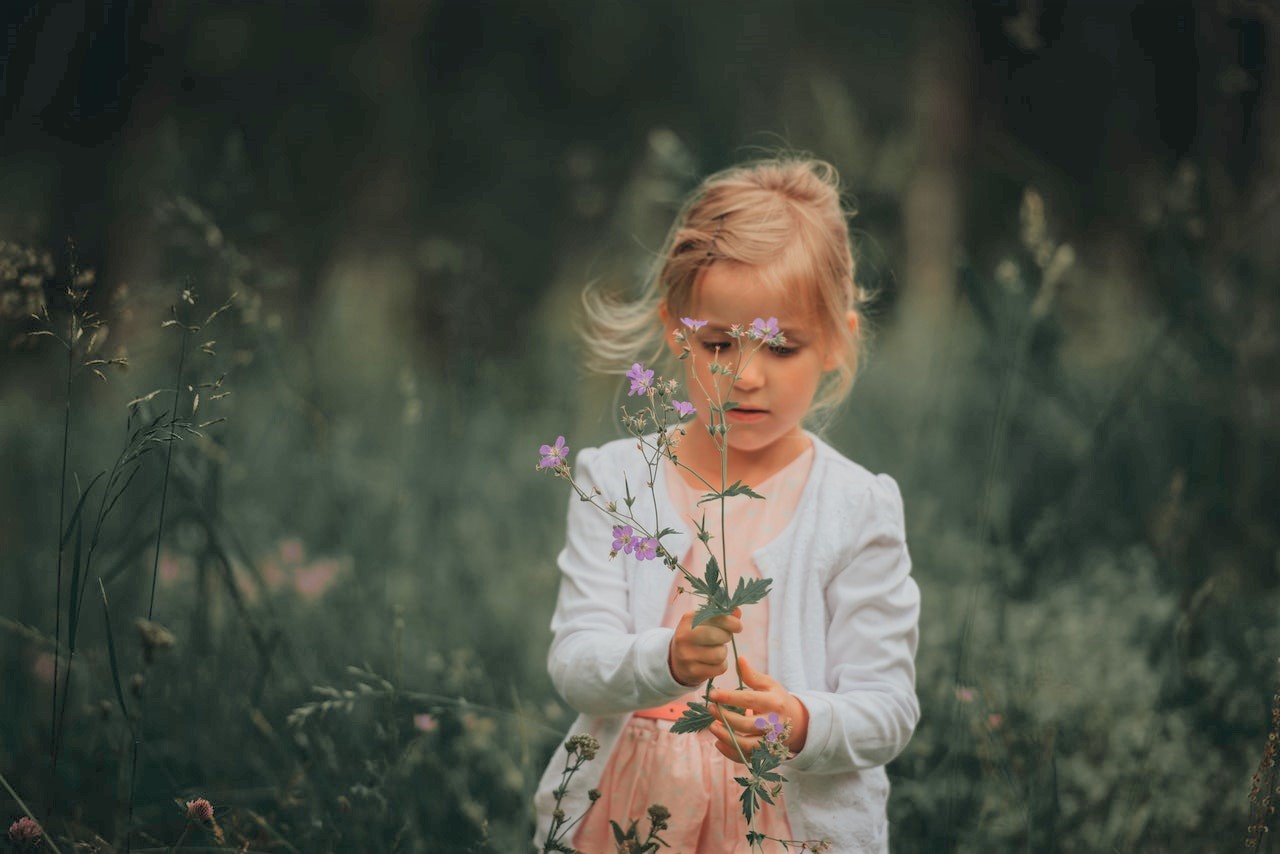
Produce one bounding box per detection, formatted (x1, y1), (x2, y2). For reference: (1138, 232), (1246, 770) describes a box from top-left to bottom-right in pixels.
(98, 579), (131, 724)
(59, 471), (104, 549)
(99, 578), (141, 854)
(66, 524), (85, 653)
(148, 325), (188, 620)
(101, 463), (142, 524)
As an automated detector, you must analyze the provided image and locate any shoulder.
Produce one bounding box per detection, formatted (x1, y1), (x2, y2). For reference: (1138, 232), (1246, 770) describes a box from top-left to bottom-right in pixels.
(570, 436), (649, 488)
(807, 434), (906, 536)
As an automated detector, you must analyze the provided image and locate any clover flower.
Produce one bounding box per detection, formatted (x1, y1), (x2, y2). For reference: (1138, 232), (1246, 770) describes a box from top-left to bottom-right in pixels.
(8, 817), (41, 846)
(413, 712), (439, 732)
(537, 436), (569, 470)
(633, 537), (659, 561)
(626, 363), (655, 396)
(680, 317), (708, 331)
(611, 525), (636, 555)
(186, 798), (214, 824)
(672, 400), (694, 418)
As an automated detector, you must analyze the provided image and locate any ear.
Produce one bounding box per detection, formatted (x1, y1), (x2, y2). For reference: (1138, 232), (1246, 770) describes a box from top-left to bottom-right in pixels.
(658, 300), (681, 357)
(824, 310), (859, 372)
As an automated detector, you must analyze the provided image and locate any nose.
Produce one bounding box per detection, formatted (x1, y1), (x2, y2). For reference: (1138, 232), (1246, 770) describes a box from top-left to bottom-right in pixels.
(733, 354), (764, 392)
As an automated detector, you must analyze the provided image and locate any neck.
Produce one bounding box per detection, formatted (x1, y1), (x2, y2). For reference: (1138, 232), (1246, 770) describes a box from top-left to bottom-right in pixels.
(671, 424), (811, 488)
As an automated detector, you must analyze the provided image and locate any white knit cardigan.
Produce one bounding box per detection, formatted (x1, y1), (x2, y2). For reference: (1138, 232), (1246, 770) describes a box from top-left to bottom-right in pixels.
(533, 433), (920, 852)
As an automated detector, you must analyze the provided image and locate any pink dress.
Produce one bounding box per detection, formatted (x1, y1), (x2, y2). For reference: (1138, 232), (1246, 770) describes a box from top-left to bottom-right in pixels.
(574, 445), (814, 852)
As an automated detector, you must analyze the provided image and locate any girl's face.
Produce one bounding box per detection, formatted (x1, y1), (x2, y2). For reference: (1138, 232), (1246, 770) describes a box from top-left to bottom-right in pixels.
(665, 263), (849, 468)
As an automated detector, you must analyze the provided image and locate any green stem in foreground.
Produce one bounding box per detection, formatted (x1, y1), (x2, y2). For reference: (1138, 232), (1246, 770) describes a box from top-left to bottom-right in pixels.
(51, 314), (73, 768)
(149, 322), (188, 620)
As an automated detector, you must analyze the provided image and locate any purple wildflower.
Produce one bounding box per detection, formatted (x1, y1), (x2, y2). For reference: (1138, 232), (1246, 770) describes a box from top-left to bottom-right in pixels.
(749, 316), (782, 344)
(672, 400), (695, 418)
(626, 363), (655, 396)
(680, 317), (708, 331)
(537, 436), (569, 469)
(611, 525), (636, 555)
(633, 537), (659, 561)
(755, 712), (786, 744)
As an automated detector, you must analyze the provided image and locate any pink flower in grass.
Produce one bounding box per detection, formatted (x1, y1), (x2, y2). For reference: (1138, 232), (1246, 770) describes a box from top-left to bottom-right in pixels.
(955, 686), (975, 704)
(8, 816), (41, 845)
(414, 713), (439, 733)
(186, 798), (214, 824)
(292, 558), (342, 601)
(261, 560), (286, 590)
(279, 537), (305, 565)
(986, 713), (1004, 730)
(32, 652), (55, 685)
(159, 551), (183, 584)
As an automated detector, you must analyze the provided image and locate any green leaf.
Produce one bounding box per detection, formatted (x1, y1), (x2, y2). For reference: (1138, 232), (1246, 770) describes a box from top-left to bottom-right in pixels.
(727, 576), (772, 611)
(739, 781), (759, 823)
(623, 474), (635, 509)
(695, 511), (711, 544)
(703, 556), (722, 595)
(669, 702), (715, 734)
(721, 480), (765, 500)
(721, 400), (741, 411)
(696, 480), (765, 506)
(691, 596), (734, 628)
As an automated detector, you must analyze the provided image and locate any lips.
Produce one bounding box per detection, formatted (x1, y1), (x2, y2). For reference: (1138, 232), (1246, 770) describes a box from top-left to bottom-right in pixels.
(728, 407), (768, 423)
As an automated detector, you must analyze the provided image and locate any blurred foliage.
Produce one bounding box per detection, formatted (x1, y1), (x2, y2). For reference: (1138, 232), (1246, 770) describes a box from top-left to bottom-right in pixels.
(1, 0), (1278, 851)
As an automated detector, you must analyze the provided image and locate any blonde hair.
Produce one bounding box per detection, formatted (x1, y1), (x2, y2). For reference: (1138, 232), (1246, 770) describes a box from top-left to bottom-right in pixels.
(582, 155), (868, 423)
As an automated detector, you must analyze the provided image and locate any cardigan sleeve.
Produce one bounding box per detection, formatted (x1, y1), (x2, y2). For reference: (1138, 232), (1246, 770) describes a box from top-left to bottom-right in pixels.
(546, 446), (690, 716)
(787, 473), (921, 774)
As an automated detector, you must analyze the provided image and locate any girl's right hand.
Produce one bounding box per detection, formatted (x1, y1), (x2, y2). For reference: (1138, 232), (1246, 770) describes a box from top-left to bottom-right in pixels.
(668, 608), (742, 687)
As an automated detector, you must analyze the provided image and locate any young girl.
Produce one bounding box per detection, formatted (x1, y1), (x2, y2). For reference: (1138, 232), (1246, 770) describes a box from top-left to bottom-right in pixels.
(534, 157), (920, 852)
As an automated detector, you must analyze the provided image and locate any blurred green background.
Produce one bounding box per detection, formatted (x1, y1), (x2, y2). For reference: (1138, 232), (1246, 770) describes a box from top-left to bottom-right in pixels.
(1, 1), (1278, 851)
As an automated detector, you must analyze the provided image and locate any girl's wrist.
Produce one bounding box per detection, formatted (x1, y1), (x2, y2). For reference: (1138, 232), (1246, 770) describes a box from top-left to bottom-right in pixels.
(667, 641), (696, 687)
(784, 694), (810, 753)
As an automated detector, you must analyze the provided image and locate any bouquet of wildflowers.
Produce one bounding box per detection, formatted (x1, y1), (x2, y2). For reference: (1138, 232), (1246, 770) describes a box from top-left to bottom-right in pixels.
(538, 317), (830, 852)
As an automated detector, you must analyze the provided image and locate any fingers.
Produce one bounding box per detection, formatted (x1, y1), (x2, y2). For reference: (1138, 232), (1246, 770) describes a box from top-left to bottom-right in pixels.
(735, 656), (776, 689)
(669, 610), (746, 685)
(706, 717), (762, 763)
(708, 721), (754, 764)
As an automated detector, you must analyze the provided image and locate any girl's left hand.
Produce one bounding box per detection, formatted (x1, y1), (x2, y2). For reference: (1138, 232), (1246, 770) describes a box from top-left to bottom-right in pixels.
(707, 656), (809, 764)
